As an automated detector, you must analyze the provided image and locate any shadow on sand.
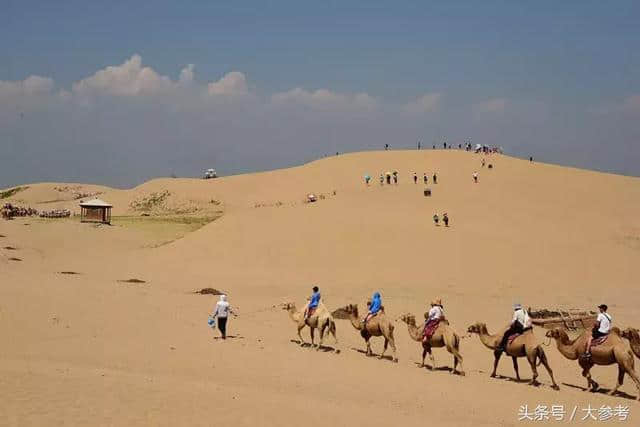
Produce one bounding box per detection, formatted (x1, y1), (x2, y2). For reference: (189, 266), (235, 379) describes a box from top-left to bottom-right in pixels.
(351, 347), (395, 362)
(289, 339), (339, 353)
(562, 382), (637, 401)
(213, 335), (244, 340)
(412, 362), (463, 375)
(477, 370), (538, 385)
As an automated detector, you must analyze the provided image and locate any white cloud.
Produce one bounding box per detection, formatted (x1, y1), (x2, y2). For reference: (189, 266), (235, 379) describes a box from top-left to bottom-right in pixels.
(72, 54), (174, 96)
(0, 75), (54, 99)
(404, 93), (442, 114)
(207, 71), (248, 96)
(179, 64), (195, 85)
(271, 87), (377, 111)
(474, 97), (507, 114)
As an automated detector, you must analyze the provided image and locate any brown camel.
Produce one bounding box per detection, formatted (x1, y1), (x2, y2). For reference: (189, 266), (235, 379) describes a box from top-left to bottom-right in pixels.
(621, 328), (640, 360)
(343, 304), (397, 362)
(546, 327), (640, 398)
(467, 322), (559, 390)
(399, 313), (464, 375)
(282, 302), (337, 350)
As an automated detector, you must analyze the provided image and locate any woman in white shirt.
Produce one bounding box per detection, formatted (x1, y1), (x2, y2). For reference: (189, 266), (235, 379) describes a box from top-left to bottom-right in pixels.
(211, 295), (235, 339)
(423, 299), (445, 343)
(585, 304), (612, 357)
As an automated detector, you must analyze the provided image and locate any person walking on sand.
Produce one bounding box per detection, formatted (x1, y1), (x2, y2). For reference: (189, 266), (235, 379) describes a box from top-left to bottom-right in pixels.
(393, 171), (398, 185)
(432, 173), (437, 184)
(379, 173), (384, 186)
(423, 173), (428, 184)
(413, 173), (417, 184)
(211, 294), (235, 340)
(433, 213), (439, 226)
(442, 212), (449, 227)
(473, 172), (478, 183)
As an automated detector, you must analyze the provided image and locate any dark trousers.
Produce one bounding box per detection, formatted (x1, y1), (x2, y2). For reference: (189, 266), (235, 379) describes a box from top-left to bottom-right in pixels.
(218, 317), (228, 338)
(499, 322), (525, 350)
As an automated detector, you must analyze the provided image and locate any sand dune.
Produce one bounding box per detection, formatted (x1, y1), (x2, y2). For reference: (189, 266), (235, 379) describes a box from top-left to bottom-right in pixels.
(1, 150), (639, 426)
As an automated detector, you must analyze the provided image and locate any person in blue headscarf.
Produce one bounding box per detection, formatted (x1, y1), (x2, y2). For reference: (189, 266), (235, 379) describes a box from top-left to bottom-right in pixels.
(363, 292), (382, 324)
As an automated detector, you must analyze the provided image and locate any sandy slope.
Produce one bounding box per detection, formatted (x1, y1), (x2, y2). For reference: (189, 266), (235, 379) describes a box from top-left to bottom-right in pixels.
(1, 150), (640, 426)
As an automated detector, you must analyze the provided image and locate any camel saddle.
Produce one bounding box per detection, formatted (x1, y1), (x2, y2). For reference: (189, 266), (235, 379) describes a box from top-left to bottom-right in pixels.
(590, 334), (608, 348)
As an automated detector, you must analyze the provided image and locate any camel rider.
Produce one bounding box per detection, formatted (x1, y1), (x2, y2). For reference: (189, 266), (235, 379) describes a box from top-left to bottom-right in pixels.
(584, 304), (612, 357)
(496, 303), (532, 354)
(304, 286), (321, 320)
(423, 298), (444, 343)
(363, 292), (382, 324)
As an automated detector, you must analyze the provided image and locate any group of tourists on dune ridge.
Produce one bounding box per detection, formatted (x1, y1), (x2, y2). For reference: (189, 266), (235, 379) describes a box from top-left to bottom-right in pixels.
(253, 286), (640, 400)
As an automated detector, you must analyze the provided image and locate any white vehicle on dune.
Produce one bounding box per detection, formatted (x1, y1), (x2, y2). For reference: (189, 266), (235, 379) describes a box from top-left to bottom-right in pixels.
(203, 168), (217, 179)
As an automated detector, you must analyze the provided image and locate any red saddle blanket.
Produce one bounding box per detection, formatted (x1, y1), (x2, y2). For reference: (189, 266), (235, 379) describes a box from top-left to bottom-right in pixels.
(507, 333), (520, 344)
(422, 319), (441, 342)
(590, 335), (608, 348)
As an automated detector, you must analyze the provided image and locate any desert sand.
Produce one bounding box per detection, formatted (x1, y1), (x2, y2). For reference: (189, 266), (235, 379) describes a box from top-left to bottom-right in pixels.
(1, 150), (639, 426)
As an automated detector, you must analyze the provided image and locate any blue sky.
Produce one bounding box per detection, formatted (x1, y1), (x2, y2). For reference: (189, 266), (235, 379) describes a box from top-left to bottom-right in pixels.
(1, 1), (639, 186)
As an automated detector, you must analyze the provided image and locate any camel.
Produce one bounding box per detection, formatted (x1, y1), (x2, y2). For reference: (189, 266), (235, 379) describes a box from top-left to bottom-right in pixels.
(546, 327), (640, 399)
(399, 313), (464, 375)
(343, 304), (397, 362)
(621, 328), (640, 360)
(281, 302), (337, 351)
(467, 322), (559, 390)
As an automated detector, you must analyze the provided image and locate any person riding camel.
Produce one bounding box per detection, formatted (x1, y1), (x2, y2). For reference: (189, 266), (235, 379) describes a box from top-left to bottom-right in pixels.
(304, 286), (321, 320)
(363, 292), (382, 324)
(583, 304), (612, 358)
(496, 303), (532, 354)
(423, 298), (445, 343)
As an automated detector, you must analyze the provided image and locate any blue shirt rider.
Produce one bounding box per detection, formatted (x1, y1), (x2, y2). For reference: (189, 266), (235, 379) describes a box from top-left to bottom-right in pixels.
(364, 292), (382, 324)
(305, 286), (321, 319)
